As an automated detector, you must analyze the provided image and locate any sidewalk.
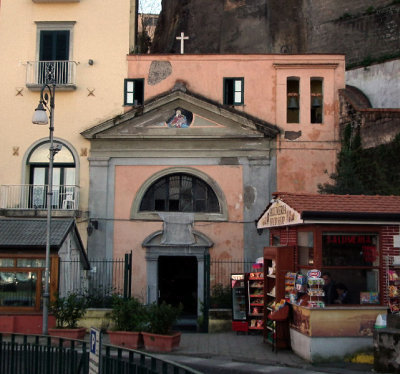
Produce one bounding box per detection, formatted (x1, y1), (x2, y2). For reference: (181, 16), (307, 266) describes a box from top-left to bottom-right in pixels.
(152, 331), (375, 374)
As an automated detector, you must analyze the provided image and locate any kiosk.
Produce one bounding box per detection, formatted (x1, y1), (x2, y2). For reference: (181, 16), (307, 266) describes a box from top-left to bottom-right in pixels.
(257, 192), (400, 361)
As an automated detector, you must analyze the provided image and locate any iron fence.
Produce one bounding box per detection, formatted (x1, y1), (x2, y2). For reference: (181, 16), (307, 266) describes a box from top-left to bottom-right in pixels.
(0, 334), (88, 374)
(59, 254), (132, 306)
(210, 259), (254, 288)
(26, 61), (77, 87)
(0, 333), (202, 374)
(102, 345), (202, 374)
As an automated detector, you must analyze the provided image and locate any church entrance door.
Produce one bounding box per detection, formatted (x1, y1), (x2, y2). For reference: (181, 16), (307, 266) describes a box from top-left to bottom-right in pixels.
(158, 256), (198, 316)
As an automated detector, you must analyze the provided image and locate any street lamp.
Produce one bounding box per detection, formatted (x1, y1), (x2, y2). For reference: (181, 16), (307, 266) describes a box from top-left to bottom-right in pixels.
(32, 79), (58, 335)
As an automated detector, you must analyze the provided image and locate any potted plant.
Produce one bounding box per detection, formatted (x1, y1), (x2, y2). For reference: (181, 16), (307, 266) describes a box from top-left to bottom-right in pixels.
(142, 302), (183, 352)
(107, 295), (147, 349)
(48, 292), (87, 341)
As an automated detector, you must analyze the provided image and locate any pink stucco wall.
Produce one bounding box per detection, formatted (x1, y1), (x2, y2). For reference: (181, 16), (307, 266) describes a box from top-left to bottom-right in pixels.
(113, 164), (243, 297)
(127, 54), (345, 193)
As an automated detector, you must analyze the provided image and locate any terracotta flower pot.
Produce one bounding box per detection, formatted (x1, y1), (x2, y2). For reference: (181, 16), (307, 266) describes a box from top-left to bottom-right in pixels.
(142, 331), (181, 352)
(107, 330), (143, 349)
(48, 327), (87, 346)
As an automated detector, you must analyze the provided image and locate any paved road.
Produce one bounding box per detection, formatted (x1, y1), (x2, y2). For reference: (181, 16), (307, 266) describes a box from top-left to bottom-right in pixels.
(151, 331), (373, 374)
(154, 353), (372, 374)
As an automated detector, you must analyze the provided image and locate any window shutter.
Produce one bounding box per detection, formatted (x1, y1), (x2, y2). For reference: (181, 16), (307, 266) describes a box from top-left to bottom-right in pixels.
(124, 79), (135, 105)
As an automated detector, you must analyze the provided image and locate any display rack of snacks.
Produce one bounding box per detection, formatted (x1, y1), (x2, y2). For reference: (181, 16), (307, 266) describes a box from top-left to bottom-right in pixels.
(307, 276), (325, 308)
(285, 272), (296, 299)
(263, 246), (294, 349)
(388, 268), (400, 313)
(248, 270), (264, 331)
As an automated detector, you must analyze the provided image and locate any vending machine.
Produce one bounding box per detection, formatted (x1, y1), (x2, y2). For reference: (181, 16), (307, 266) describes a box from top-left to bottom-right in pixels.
(231, 273), (248, 332)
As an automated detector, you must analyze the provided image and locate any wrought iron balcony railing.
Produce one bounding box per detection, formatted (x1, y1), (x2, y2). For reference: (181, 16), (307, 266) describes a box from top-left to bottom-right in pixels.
(33, 0), (80, 2)
(0, 185), (79, 210)
(26, 61), (77, 89)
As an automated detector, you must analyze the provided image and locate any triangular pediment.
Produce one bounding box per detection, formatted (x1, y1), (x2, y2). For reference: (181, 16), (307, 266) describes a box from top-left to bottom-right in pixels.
(82, 88), (279, 140)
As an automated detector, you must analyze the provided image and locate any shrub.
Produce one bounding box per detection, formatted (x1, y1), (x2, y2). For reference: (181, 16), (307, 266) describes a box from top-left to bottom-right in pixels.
(210, 283), (232, 309)
(50, 292), (87, 329)
(84, 286), (115, 308)
(145, 302), (183, 335)
(109, 295), (147, 332)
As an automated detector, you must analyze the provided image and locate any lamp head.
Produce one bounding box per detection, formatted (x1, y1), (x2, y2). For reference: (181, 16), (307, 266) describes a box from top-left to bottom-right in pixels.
(32, 102), (48, 125)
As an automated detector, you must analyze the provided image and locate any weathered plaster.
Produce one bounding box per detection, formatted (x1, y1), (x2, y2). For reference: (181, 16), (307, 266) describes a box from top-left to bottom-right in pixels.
(148, 60), (172, 86)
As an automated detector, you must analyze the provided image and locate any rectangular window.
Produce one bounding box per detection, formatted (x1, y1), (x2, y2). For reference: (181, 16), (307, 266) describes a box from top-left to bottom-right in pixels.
(321, 233), (379, 305)
(35, 22), (75, 86)
(298, 231), (314, 266)
(223, 78), (244, 105)
(124, 79), (144, 106)
(0, 256), (58, 311)
(311, 78), (323, 123)
(40, 30), (70, 61)
(0, 271), (37, 307)
(287, 77), (300, 123)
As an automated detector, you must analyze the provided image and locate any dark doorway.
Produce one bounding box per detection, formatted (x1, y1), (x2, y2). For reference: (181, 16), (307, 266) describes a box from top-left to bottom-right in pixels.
(158, 256), (197, 316)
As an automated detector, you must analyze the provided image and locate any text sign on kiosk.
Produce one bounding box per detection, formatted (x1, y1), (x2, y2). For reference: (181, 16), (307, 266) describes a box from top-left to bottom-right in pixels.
(307, 269), (321, 278)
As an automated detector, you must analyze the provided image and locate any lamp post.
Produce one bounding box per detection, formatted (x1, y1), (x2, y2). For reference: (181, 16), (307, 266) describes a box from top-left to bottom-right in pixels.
(32, 76), (57, 335)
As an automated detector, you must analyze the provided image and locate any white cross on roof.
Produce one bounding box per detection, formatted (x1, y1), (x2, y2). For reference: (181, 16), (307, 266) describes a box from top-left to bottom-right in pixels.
(176, 32), (189, 54)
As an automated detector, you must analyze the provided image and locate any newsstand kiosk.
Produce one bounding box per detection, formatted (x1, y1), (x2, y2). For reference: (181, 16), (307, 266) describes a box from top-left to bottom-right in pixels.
(257, 192), (400, 362)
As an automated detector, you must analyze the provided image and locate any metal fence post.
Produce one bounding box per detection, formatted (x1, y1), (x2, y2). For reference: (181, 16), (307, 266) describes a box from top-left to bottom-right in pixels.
(203, 253), (210, 333)
(123, 251), (132, 299)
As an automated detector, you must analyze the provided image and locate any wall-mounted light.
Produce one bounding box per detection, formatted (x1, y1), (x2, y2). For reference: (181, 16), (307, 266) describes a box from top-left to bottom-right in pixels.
(87, 219), (99, 236)
(88, 59), (94, 66)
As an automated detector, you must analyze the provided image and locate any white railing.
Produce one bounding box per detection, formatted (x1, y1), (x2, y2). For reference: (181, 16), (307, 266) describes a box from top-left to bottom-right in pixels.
(26, 61), (77, 87)
(0, 185), (79, 210)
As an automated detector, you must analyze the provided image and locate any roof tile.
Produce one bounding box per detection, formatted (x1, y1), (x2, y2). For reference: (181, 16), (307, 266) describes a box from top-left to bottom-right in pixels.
(273, 192), (400, 214)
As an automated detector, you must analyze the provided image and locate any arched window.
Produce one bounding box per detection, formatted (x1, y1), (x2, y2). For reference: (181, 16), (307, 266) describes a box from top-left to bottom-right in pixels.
(27, 141), (76, 209)
(139, 173), (220, 213)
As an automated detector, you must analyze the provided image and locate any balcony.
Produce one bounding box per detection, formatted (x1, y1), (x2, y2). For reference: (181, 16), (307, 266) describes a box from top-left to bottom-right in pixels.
(32, 0), (80, 3)
(26, 61), (78, 90)
(0, 185), (80, 217)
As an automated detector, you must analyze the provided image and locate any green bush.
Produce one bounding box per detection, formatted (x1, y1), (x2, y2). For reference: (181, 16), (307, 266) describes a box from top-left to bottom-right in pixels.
(50, 292), (87, 329)
(145, 302), (183, 335)
(84, 286), (115, 308)
(109, 295), (147, 332)
(210, 283), (232, 309)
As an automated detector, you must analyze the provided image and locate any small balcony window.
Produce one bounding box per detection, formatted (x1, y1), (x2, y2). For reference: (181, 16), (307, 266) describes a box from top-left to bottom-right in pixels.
(27, 22), (77, 89)
(223, 78), (244, 106)
(124, 79), (144, 106)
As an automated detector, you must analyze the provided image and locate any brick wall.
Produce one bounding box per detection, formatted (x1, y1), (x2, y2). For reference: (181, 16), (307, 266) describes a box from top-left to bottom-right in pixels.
(270, 227), (297, 247)
(340, 88), (400, 149)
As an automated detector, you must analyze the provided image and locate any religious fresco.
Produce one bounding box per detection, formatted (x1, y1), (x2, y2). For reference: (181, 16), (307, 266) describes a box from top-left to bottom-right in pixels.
(166, 108), (193, 128)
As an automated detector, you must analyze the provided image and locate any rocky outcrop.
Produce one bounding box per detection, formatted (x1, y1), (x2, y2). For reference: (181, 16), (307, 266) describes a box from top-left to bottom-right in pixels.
(151, 0), (400, 68)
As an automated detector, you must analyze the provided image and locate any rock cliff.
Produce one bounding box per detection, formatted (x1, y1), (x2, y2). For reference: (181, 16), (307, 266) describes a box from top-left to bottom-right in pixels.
(151, 0), (400, 67)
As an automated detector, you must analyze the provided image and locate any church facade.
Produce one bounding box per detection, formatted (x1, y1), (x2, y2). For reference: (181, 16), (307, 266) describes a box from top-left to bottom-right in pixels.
(83, 54), (345, 315)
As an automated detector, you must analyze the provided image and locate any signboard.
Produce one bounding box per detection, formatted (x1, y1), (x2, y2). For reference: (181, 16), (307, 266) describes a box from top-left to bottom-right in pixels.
(89, 327), (102, 374)
(307, 269), (321, 278)
(257, 199), (302, 229)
